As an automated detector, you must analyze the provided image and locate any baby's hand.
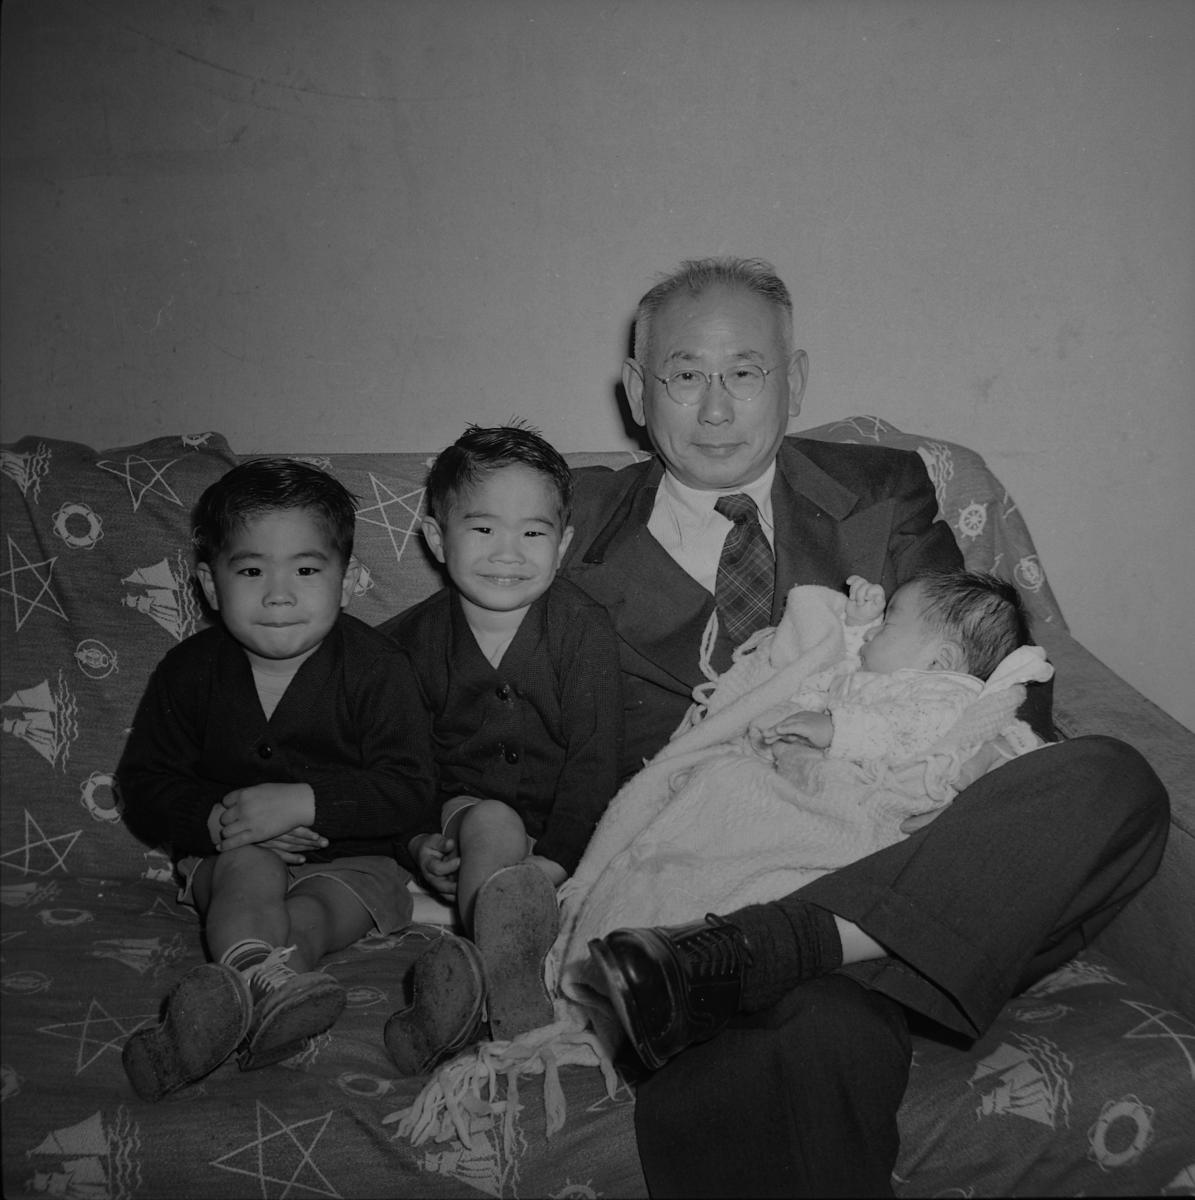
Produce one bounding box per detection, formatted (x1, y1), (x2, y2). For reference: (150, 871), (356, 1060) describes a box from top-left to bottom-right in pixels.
(768, 710), (834, 749)
(845, 575), (886, 626)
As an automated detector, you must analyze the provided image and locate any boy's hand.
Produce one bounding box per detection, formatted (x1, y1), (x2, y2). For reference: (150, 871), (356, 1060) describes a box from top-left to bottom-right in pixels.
(413, 833), (460, 900)
(845, 575), (886, 626)
(260, 826), (328, 865)
(765, 710), (834, 749)
(218, 783), (316, 851)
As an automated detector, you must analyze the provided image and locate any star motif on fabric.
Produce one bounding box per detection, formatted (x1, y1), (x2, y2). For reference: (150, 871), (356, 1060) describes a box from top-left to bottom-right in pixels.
(38, 997), (157, 1073)
(353, 474), (424, 564)
(1, 536), (68, 630)
(211, 1102), (341, 1198)
(96, 454), (185, 511)
(0, 811), (81, 876)
(1122, 1000), (1195, 1080)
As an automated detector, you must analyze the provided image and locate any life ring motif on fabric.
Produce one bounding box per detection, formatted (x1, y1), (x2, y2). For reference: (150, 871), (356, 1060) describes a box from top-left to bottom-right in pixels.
(51, 502), (104, 549)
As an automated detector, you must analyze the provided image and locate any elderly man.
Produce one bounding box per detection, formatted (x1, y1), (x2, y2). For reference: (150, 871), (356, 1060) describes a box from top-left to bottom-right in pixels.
(563, 257), (1168, 1197)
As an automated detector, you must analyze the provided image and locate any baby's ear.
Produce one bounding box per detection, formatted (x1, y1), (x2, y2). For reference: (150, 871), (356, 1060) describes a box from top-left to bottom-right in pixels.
(933, 640), (967, 673)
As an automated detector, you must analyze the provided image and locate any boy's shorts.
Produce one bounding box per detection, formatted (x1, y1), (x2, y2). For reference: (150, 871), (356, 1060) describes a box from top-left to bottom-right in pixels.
(176, 854), (413, 934)
(440, 796), (535, 855)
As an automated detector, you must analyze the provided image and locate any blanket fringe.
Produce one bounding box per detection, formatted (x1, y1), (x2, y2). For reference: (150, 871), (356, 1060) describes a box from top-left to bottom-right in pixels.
(383, 1003), (620, 1150)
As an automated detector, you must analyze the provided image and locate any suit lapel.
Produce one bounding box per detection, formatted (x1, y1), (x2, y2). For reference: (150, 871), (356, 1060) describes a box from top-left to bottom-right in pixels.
(571, 461), (716, 691)
(772, 439), (902, 599)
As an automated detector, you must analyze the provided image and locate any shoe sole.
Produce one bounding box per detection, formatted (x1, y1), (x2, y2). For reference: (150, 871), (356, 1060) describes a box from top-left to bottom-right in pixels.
(123, 964), (251, 1101)
(588, 937), (666, 1071)
(384, 935), (487, 1075)
(238, 976), (346, 1071)
(473, 864), (558, 1041)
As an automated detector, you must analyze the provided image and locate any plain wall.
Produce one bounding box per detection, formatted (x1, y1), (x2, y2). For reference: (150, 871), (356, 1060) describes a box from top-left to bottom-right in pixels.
(3, 0), (1192, 731)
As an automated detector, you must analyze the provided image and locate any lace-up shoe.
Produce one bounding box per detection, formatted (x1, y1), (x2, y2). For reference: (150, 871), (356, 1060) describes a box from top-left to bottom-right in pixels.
(473, 862), (559, 1041)
(237, 945), (346, 1070)
(384, 933), (487, 1075)
(588, 915), (752, 1069)
(122, 963), (252, 1100)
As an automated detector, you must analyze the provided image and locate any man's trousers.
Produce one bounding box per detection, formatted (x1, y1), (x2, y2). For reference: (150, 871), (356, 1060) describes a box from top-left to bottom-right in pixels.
(634, 735), (1170, 1198)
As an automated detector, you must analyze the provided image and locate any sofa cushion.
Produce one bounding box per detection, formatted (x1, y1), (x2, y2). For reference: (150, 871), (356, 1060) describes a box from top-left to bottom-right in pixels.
(895, 953), (1195, 1195)
(1, 433), (237, 882)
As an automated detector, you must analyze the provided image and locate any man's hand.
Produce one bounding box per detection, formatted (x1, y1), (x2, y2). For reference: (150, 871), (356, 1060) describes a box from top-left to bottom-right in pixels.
(218, 783), (316, 852)
(845, 575), (886, 626)
(758, 710), (834, 749)
(412, 833), (460, 901)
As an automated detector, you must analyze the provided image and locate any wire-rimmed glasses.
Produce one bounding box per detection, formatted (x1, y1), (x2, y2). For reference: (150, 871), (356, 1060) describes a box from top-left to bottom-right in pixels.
(649, 364), (776, 406)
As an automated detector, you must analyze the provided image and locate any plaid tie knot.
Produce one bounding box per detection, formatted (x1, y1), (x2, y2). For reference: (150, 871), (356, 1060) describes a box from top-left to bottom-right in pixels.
(714, 493), (775, 645)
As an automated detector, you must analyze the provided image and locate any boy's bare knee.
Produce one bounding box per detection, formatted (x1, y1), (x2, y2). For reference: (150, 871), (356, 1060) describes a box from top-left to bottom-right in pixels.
(458, 799), (529, 856)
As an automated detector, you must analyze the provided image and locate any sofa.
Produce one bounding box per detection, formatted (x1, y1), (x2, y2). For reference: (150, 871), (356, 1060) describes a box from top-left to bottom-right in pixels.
(2, 416), (1193, 1199)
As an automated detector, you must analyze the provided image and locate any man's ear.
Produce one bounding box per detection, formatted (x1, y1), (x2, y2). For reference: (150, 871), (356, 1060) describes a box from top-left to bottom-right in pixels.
(623, 359), (647, 428)
(933, 639), (966, 673)
(421, 516), (446, 564)
(786, 349), (809, 420)
(196, 561), (219, 611)
(339, 556), (362, 609)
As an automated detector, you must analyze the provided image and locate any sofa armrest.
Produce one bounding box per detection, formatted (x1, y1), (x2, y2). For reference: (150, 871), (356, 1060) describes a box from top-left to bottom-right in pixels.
(1036, 625), (1195, 1017)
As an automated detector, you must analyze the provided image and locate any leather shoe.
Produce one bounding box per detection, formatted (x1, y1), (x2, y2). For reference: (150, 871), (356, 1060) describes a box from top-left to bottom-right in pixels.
(588, 914), (752, 1070)
(385, 933), (486, 1075)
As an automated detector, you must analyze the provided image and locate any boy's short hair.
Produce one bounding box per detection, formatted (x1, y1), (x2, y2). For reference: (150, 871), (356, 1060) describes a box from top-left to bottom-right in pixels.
(425, 421), (573, 525)
(193, 458), (358, 565)
(915, 569), (1031, 680)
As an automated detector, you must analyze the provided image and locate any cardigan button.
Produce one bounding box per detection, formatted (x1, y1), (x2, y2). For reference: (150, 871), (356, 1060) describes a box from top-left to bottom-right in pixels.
(504, 747), (520, 764)
(257, 743), (273, 759)
(496, 683), (512, 701)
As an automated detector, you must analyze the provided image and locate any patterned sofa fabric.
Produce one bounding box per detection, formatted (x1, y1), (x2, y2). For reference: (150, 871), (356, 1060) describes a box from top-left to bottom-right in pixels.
(2, 427), (1193, 1198)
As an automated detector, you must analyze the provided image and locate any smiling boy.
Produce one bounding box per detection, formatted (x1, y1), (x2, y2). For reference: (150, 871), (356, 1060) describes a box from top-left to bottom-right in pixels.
(380, 422), (622, 1072)
(118, 458), (432, 1101)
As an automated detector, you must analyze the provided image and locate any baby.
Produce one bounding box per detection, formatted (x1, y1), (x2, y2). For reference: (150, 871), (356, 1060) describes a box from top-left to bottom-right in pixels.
(753, 569), (1035, 768)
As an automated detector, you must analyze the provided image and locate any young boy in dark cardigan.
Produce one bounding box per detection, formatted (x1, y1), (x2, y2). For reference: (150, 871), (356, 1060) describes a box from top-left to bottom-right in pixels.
(119, 458), (432, 1100)
(381, 422), (623, 1071)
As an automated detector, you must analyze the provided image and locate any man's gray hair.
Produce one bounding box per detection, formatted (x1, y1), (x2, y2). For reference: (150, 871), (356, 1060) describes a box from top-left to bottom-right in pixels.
(632, 256), (793, 364)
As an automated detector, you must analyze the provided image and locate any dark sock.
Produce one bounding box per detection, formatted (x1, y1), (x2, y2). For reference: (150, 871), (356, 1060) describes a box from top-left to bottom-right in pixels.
(731, 901), (844, 1012)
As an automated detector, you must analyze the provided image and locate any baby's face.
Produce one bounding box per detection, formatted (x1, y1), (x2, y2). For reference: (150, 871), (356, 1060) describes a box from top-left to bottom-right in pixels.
(424, 463), (573, 619)
(858, 581), (945, 674)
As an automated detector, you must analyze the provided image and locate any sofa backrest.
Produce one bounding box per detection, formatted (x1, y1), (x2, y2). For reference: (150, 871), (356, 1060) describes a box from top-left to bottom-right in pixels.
(0, 419), (1064, 886)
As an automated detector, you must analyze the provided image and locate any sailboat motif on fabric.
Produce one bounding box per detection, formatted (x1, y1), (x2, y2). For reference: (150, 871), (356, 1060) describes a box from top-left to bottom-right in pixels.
(120, 551), (201, 642)
(2, 673), (78, 770)
(26, 1109), (142, 1200)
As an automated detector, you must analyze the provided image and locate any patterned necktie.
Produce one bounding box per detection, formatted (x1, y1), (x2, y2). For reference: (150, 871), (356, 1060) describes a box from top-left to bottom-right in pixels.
(714, 493), (775, 644)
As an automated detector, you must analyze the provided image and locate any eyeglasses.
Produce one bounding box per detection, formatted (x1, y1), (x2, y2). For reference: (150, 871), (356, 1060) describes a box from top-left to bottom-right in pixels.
(648, 364), (776, 406)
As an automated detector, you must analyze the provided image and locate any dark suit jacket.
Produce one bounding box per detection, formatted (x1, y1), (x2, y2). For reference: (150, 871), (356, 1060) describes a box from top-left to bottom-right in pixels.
(561, 436), (963, 777)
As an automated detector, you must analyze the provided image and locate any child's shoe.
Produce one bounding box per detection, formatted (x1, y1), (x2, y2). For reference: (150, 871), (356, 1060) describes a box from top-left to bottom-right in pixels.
(473, 862), (559, 1041)
(384, 932), (486, 1075)
(122, 962), (252, 1101)
(236, 945), (346, 1070)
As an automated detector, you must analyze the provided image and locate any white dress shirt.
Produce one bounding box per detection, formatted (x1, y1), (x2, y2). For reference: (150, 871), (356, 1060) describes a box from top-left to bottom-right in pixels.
(646, 463), (777, 594)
